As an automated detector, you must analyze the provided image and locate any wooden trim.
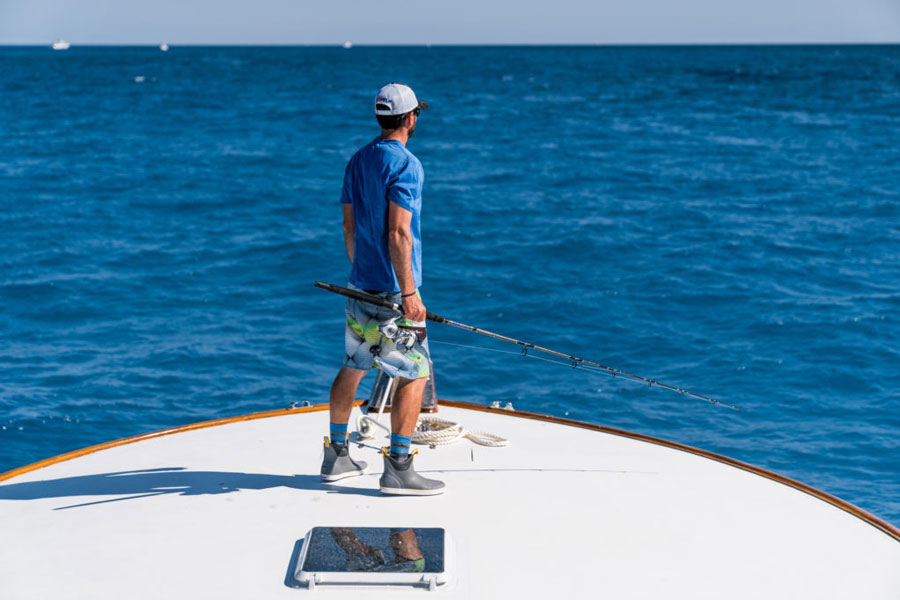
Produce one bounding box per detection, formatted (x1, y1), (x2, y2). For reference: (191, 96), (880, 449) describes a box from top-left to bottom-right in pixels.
(438, 399), (900, 543)
(0, 403), (356, 483)
(2, 398), (897, 545)
(360, 404), (439, 414)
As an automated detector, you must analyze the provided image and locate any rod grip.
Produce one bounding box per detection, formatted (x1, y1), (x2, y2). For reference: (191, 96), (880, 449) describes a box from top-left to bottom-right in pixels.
(314, 281), (445, 323)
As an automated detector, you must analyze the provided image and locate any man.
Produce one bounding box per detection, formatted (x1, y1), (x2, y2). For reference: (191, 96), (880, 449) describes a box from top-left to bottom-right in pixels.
(320, 82), (445, 496)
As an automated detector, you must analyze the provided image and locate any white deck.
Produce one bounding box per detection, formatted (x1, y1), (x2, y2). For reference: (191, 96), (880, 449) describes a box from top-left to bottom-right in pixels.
(1, 403), (899, 599)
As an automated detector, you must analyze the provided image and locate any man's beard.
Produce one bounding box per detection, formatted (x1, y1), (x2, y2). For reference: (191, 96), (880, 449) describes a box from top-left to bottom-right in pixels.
(407, 123), (415, 138)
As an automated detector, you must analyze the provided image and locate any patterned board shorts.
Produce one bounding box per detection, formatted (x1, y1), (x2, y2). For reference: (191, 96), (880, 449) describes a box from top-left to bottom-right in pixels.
(343, 285), (431, 380)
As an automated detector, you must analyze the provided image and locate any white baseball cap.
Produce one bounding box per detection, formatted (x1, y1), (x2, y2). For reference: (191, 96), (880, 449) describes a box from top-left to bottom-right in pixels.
(374, 82), (429, 116)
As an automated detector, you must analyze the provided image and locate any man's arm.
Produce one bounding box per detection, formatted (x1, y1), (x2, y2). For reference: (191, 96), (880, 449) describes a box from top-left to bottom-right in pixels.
(388, 201), (426, 321)
(342, 204), (354, 264)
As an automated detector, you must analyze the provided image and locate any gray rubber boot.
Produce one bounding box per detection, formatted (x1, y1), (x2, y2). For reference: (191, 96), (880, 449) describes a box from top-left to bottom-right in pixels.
(320, 438), (368, 482)
(379, 452), (445, 496)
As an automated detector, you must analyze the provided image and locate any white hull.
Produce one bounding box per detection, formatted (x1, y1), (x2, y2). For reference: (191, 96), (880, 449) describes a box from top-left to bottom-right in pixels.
(1, 401), (898, 598)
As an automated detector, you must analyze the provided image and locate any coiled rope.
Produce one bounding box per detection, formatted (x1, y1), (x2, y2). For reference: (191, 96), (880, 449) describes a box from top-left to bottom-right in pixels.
(356, 414), (508, 447)
(413, 415), (508, 447)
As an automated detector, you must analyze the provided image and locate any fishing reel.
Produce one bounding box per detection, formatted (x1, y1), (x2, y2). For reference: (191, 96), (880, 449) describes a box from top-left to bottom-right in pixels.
(378, 320), (417, 350)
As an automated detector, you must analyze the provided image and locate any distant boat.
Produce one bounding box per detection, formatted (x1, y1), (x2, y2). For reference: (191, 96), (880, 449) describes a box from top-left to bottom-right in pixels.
(51, 39), (70, 50)
(342, 41), (352, 49)
(160, 43), (169, 52)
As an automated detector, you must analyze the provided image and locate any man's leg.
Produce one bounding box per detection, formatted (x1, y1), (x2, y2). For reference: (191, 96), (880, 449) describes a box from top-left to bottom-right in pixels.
(390, 376), (426, 436)
(330, 366), (368, 433)
(321, 366), (368, 481)
(387, 376), (426, 461)
(379, 373), (444, 495)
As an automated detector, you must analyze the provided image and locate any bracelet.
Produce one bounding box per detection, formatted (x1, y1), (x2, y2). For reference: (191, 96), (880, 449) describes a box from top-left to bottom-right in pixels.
(401, 290), (417, 298)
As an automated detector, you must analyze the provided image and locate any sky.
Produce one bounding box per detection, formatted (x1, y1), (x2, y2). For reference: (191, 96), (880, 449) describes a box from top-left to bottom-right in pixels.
(1, 0), (899, 45)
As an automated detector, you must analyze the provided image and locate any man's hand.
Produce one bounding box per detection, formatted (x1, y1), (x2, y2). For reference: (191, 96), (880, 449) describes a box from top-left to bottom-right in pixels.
(402, 293), (426, 322)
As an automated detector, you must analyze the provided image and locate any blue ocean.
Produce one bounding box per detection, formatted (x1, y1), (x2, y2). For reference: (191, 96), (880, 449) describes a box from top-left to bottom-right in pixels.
(1, 45), (898, 524)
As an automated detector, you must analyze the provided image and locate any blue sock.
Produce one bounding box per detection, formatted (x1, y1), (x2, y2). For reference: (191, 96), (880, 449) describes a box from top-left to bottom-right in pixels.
(390, 433), (412, 460)
(330, 422), (348, 446)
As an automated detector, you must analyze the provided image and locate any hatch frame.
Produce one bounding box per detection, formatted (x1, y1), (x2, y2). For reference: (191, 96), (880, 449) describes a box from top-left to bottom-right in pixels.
(294, 526), (452, 591)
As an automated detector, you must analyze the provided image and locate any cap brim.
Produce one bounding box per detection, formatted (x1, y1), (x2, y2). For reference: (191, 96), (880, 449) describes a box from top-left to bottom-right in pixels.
(417, 99), (428, 111)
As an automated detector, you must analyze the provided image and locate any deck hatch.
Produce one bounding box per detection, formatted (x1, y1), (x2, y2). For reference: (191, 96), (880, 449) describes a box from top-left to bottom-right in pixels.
(295, 527), (449, 590)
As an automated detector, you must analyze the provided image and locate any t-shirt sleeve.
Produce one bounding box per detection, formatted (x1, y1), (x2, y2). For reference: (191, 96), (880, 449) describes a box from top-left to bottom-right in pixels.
(339, 160), (353, 204)
(387, 159), (422, 212)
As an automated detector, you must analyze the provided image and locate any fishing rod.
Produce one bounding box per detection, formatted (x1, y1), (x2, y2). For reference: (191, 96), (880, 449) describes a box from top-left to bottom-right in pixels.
(314, 281), (738, 411)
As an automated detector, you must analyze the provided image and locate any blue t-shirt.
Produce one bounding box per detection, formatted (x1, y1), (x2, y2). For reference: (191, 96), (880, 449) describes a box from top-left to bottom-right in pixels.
(340, 137), (424, 292)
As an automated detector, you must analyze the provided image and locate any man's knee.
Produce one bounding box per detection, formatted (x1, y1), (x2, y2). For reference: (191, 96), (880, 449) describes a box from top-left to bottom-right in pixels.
(336, 366), (367, 382)
(395, 376), (427, 391)
(332, 367), (367, 396)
